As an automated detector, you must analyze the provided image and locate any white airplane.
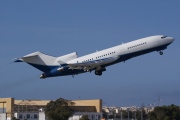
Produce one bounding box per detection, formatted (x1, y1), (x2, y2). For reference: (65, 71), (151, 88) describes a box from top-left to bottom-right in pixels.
(14, 35), (174, 78)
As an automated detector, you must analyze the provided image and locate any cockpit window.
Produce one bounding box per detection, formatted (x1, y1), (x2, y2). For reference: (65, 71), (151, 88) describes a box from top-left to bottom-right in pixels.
(161, 36), (167, 39)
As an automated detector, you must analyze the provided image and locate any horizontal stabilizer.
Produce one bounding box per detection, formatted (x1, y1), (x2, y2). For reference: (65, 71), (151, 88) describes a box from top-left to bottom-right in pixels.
(13, 58), (23, 62)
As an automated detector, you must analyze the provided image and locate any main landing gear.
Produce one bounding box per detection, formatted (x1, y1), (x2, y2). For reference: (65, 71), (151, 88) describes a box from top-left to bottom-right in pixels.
(95, 71), (102, 76)
(94, 66), (106, 76)
(159, 51), (163, 55)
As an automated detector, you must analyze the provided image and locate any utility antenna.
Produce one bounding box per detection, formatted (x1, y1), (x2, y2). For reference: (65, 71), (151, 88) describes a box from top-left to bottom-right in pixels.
(158, 96), (162, 106)
(141, 103), (144, 120)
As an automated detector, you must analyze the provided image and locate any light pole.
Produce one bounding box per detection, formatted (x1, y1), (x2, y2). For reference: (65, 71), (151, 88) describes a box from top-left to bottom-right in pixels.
(141, 109), (143, 120)
(141, 103), (144, 120)
(126, 108), (130, 120)
(107, 112), (109, 120)
(114, 110), (115, 120)
(120, 108), (122, 120)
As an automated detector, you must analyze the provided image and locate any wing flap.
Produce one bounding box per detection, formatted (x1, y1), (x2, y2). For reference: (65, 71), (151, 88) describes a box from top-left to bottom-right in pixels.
(68, 56), (119, 71)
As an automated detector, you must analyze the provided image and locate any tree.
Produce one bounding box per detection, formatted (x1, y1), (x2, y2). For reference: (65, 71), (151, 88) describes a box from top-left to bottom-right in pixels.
(148, 104), (180, 120)
(11, 117), (18, 120)
(45, 98), (75, 120)
(136, 109), (148, 120)
(80, 115), (90, 120)
(102, 109), (108, 119)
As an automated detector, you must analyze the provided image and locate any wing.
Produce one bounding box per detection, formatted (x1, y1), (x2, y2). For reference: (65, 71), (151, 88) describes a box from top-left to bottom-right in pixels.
(67, 56), (119, 71)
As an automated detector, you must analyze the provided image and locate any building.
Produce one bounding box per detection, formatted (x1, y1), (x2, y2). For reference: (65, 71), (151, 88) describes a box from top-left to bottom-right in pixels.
(14, 112), (39, 120)
(69, 112), (102, 120)
(0, 97), (102, 120)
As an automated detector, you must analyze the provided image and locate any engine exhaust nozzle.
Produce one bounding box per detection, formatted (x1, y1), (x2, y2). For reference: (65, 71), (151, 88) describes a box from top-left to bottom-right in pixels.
(40, 73), (46, 79)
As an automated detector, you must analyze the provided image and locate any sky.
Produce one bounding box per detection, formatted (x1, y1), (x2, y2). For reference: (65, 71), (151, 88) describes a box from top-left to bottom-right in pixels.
(0, 1), (180, 107)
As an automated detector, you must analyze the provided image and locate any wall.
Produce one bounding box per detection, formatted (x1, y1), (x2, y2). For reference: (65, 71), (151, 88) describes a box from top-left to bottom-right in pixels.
(68, 112), (102, 120)
(72, 99), (102, 112)
(0, 113), (6, 120)
(0, 98), (14, 118)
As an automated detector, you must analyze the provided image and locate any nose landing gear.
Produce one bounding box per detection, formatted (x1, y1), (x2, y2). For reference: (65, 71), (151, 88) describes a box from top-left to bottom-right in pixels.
(159, 51), (163, 55)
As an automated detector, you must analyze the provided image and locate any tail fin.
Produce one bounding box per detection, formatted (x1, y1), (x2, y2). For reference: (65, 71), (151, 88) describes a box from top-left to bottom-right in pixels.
(14, 51), (57, 72)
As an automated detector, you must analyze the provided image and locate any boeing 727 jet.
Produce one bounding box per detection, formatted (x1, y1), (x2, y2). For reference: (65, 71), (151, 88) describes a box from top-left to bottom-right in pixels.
(14, 35), (174, 78)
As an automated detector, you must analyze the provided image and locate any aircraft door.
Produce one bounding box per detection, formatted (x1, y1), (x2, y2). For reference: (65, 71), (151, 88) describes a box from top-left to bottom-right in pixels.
(158, 39), (164, 46)
(119, 45), (124, 55)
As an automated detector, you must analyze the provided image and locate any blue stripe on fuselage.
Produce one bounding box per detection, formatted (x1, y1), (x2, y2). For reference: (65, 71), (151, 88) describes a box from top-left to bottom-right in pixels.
(27, 63), (59, 72)
(28, 63), (86, 77)
(45, 69), (85, 77)
(104, 43), (170, 67)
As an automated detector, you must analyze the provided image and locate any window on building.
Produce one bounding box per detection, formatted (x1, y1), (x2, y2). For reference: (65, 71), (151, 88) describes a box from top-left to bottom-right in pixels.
(19, 114), (22, 119)
(34, 114), (38, 119)
(27, 114), (30, 119)
(98, 115), (101, 119)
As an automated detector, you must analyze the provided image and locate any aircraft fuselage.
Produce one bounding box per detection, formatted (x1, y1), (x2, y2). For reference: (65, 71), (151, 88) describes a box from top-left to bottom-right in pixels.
(14, 35), (174, 78)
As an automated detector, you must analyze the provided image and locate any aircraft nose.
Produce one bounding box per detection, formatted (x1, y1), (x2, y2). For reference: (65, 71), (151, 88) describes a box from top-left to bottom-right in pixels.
(169, 37), (175, 43)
